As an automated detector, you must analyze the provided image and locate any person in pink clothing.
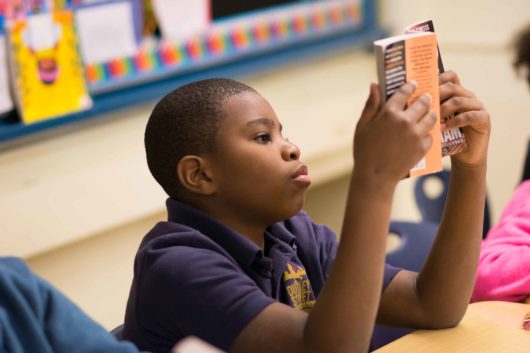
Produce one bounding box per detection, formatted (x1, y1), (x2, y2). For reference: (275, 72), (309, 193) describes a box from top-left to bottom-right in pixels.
(472, 181), (530, 302)
(472, 24), (530, 303)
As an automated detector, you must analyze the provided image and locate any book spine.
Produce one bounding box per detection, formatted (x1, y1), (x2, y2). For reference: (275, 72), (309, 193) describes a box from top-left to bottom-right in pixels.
(380, 40), (407, 102)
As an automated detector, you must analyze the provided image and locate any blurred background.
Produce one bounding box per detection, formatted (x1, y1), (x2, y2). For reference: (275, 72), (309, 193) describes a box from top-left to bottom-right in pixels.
(1, 0), (529, 329)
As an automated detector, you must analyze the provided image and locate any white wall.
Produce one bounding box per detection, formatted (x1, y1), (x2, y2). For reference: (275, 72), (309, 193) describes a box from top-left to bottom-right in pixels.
(380, 0), (530, 47)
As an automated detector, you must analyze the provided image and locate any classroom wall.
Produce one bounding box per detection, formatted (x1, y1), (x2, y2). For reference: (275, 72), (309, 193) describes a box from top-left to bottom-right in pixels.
(1, 0), (529, 330)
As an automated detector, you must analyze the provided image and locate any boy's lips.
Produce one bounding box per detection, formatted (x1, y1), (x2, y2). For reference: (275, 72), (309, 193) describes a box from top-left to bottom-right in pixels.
(292, 165), (311, 186)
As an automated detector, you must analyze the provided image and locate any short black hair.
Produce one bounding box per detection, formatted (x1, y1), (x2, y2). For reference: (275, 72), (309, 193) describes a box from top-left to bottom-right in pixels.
(145, 78), (256, 199)
(513, 24), (530, 87)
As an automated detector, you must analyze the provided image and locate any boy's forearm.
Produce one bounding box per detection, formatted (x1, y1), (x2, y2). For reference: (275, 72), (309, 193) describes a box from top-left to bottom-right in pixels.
(304, 170), (397, 352)
(416, 162), (487, 326)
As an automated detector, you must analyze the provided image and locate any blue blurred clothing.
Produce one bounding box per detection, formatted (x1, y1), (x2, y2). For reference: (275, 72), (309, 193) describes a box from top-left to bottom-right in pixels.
(0, 257), (141, 353)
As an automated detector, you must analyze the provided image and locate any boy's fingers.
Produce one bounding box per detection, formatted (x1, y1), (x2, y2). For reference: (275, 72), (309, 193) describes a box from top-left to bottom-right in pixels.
(439, 70), (461, 85)
(439, 82), (475, 102)
(405, 93), (432, 123)
(416, 111), (437, 133)
(439, 70), (476, 103)
(443, 110), (489, 129)
(357, 83), (380, 128)
(386, 81), (417, 110)
(440, 96), (483, 118)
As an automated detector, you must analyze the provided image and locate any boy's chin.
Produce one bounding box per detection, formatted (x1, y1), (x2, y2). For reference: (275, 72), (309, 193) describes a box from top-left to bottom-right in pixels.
(274, 200), (305, 222)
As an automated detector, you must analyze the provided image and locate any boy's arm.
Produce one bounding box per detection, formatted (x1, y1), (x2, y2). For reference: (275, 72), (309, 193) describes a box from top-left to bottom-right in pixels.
(231, 82), (436, 353)
(378, 70), (491, 328)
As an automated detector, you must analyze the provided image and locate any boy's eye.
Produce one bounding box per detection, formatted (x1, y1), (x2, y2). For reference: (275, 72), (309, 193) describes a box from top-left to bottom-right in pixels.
(255, 133), (271, 143)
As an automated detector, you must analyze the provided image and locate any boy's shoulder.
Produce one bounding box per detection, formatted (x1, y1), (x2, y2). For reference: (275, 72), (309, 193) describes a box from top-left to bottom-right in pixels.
(137, 220), (229, 262)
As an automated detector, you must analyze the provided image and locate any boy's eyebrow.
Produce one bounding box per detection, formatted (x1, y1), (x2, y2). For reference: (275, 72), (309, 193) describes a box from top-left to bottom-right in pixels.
(246, 118), (282, 131)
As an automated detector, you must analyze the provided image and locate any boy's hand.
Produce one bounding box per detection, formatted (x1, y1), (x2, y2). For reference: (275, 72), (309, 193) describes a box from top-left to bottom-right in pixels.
(353, 82), (436, 183)
(439, 71), (491, 168)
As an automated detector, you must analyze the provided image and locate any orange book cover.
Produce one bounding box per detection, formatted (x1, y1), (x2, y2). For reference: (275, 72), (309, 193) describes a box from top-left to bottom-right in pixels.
(374, 31), (443, 177)
(404, 19), (467, 157)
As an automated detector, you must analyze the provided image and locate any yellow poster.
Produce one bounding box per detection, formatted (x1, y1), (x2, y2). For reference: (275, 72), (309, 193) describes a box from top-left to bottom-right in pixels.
(8, 10), (92, 124)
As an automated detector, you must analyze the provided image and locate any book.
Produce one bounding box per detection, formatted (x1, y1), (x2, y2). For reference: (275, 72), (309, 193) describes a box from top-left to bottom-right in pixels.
(6, 10), (93, 124)
(374, 31), (443, 177)
(405, 19), (467, 157)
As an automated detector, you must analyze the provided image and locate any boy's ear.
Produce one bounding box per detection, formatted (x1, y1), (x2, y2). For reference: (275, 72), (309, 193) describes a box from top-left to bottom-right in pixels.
(177, 155), (216, 195)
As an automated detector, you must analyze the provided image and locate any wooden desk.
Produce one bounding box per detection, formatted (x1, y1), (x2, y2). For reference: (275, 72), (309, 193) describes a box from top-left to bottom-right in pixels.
(373, 301), (530, 353)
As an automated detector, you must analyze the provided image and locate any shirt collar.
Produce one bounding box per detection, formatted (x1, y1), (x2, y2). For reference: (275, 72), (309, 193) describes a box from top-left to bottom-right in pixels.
(166, 198), (263, 268)
(266, 222), (296, 249)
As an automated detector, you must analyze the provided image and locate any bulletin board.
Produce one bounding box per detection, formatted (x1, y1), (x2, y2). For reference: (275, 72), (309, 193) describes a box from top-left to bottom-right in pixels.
(0, 0), (384, 146)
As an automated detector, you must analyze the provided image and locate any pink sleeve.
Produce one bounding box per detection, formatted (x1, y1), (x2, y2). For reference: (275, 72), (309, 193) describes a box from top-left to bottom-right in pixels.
(472, 181), (530, 302)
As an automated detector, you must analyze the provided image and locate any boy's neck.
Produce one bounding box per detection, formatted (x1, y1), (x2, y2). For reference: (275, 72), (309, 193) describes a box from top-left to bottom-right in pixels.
(216, 218), (266, 249)
(184, 198), (266, 249)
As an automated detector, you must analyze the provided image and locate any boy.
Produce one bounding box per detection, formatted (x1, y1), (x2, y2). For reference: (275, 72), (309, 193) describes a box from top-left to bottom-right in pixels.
(123, 72), (490, 353)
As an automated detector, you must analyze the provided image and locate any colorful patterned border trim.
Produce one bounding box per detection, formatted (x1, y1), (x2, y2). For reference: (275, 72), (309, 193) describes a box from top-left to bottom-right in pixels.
(85, 0), (362, 91)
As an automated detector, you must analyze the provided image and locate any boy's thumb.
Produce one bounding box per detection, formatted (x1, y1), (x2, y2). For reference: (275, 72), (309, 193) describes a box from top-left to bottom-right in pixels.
(357, 83), (380, 129)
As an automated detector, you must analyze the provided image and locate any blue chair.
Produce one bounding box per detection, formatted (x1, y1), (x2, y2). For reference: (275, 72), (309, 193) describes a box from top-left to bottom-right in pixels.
(414, 169), (491, 238)
(371, 220), (439, 351)
(385, 220), (438, 272)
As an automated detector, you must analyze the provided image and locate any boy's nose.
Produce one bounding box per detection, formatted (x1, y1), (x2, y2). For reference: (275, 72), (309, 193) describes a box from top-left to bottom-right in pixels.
(282, 140), (300, 161)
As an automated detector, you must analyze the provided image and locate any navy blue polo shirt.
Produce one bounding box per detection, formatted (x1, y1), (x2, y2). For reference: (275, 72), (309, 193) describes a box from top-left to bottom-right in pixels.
(123, 199), (401, 353)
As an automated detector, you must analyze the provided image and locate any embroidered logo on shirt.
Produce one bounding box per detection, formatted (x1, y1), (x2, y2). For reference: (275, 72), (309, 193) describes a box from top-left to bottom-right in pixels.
(283, 262), (316, 312)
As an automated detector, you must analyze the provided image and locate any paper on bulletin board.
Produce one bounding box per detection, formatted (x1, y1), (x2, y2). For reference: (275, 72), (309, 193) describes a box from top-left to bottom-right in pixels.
(0, 18), (14, 114)
(7, 11), (93, 124)
(75, 0), (139, 64)
(152, 0), (210, 42)
(0, 37), (14, 114)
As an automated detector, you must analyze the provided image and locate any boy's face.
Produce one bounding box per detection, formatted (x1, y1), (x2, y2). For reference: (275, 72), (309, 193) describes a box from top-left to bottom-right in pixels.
(206, 91), (311, 224)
